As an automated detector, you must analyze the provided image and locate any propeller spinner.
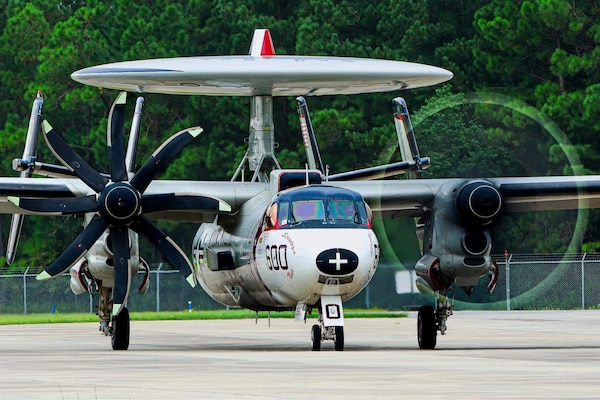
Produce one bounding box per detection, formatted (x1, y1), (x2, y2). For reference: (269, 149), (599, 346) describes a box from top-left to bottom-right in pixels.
(8, 92), (216, 316)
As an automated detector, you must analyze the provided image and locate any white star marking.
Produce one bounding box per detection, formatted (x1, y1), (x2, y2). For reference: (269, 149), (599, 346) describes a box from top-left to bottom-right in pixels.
(329, 251), (348, 271)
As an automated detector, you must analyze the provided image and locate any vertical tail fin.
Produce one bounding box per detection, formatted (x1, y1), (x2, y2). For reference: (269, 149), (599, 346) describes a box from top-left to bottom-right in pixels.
(392, 97), (423, 179)
(7, 91), (44, 264)
(125, 96), (144, 175)
(296, 96), (325, 174)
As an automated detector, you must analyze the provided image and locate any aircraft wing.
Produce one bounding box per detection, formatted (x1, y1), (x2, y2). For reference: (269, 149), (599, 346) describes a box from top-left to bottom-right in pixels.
(337, 175), (600, 218)
(0, 177), (268, 222)
(3, 174), (599, 221)
(490, 176), (600, 212)
(142, 180), (269, 222)
(335, 179), (436, 218)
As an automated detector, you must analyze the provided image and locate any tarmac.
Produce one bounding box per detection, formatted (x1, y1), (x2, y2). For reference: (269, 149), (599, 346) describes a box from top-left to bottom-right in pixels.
(1, 310), (599, 399)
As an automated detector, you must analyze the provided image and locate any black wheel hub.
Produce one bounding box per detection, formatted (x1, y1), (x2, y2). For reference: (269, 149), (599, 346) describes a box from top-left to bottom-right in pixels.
(98, 183), (141, 224)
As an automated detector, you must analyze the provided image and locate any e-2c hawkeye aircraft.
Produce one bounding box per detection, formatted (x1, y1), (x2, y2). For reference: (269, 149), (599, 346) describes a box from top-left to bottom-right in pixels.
(2, 29), (600, 351)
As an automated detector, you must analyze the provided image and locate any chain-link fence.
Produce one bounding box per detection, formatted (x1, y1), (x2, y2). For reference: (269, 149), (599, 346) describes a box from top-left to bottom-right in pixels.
(2, 254), (600, 315)
(379, 253), (600, 311)
(0, 263), (223, 315)
(491, 253), (600, 310)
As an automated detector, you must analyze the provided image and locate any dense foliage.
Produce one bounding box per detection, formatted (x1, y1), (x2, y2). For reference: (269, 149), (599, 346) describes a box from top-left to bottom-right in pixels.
(1, 0), (600, 271)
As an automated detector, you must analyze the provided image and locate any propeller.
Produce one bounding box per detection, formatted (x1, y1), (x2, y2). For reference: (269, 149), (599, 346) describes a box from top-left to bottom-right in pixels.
(9, 92), (223, 316)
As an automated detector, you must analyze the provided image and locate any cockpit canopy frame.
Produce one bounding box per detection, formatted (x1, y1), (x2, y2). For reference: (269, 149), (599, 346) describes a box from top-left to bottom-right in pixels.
(265, 185), (371, 230)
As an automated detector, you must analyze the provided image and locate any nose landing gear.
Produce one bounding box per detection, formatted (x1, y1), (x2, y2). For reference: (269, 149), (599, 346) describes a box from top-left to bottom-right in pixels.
(311, 323), (344, 351)
(310, 295), (345, 351)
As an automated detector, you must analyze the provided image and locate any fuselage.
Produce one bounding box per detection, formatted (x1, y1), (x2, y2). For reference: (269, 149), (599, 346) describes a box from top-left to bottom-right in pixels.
(192, 184), (379, 311)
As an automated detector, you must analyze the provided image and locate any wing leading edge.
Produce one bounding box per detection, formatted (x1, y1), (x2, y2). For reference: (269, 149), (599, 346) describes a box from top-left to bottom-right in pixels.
(0, 178), (267, 221)
(337, 175), (600, 219)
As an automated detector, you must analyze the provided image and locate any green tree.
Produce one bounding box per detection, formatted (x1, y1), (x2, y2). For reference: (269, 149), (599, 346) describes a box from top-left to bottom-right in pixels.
(474, 0), (600, 172)
(1, 0), (599, 267)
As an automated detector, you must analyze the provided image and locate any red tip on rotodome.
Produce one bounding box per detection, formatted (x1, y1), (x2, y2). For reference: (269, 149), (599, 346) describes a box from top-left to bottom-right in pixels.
(261, 30), (275, 56)
(249, 29), (276, 57)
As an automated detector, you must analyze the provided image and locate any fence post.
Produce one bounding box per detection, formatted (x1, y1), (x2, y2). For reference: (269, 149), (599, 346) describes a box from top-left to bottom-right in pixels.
(581, 253), (587, 310)
(504, 251), (511, 311)
(156, 263), (163, 312)
(23, 267), (29, 315)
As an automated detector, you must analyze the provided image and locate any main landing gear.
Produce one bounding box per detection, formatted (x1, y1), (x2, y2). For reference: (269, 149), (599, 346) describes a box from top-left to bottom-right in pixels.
(98, 285), (130, 350)
(417, 265), (499, 350)
(417, 291), (453, 350)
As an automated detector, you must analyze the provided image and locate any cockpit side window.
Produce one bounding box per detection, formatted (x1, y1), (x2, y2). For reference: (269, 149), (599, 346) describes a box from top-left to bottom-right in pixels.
(291, 200), (325, 222)
(278, 201), (290, 226)
(263, 203), (278, 230)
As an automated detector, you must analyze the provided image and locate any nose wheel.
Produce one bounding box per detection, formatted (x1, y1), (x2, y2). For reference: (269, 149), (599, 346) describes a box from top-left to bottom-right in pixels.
(311, 324), (321, 351)
(334, 326), (344, 351)
(311, 323), (344, 351)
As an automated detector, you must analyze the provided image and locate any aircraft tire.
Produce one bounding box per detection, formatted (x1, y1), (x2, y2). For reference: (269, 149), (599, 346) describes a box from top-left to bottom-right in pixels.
(417, 305), (437, 350)
(111, 307), (130, 351)
(311, 324), (321, 351)
(334, 326), (344, 351)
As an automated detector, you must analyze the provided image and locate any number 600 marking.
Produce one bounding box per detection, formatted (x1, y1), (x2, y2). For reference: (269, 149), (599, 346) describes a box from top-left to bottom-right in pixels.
(266, 245), (288, 270)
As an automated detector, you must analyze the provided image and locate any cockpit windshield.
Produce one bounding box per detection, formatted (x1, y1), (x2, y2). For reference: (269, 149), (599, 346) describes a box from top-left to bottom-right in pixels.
(292, 200), (325, 222)
(265, 186), (371, 230)
(328, 200), (358, 222)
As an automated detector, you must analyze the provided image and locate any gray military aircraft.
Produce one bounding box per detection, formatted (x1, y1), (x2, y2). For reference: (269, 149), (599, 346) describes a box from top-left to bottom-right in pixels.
(2, 29), (600, 351)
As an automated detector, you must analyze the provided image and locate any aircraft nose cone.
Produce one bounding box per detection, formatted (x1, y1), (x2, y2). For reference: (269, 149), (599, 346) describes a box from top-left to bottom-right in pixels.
(316, 248), (359, 275)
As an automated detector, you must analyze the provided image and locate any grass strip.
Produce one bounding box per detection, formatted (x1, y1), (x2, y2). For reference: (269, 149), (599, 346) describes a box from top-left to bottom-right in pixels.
(0, 309), (406, 325)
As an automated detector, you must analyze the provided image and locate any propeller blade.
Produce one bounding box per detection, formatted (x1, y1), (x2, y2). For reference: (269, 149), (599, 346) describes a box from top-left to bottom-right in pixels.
(108, 92), (128, 182)
(8, 195), (98, 215)
(37, 215), (109, 280)
(110, 226), (132, 316)
(131, 215), (196, 287)
(6, 214), (24, 265)
(130, 127), (203, 193)
(141, 194), (231, 214)
(42, 120), (108, 193)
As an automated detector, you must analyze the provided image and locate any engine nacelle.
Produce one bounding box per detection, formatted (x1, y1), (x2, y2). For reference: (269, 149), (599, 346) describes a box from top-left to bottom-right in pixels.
(456, 180), (502, 225)
(416, 180), (502, 291)
(86, 230), (141, 287)
(192, 223), (237, 271)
